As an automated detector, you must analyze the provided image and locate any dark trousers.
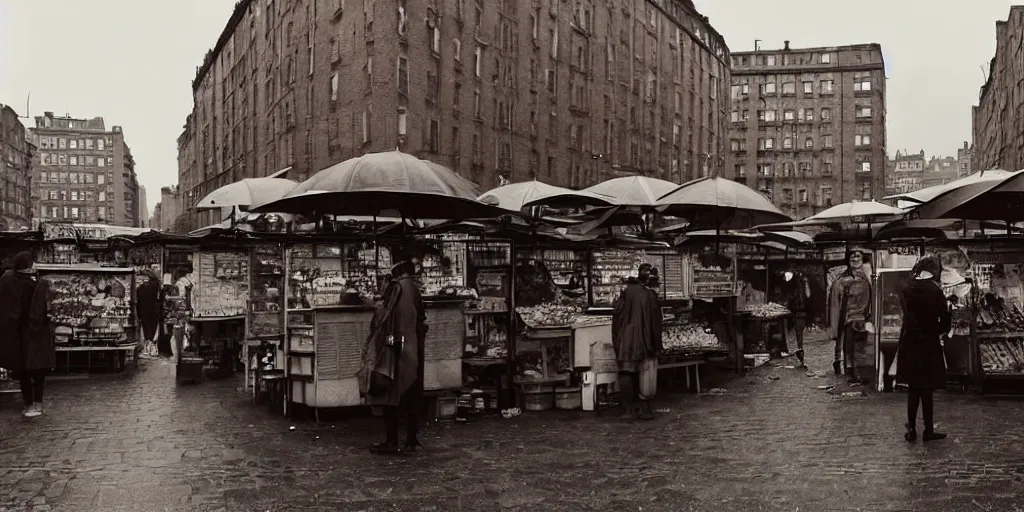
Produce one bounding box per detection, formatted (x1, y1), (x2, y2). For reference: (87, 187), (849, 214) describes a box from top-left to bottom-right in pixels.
(907, 387), (935, 432)
(19, 369), (47, 406)
(618, 371), (639, 411)
(383, 382), (422, 445)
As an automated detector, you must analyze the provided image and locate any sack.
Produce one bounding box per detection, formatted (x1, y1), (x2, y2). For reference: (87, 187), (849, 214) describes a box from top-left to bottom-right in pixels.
(638, 358), (658, 399)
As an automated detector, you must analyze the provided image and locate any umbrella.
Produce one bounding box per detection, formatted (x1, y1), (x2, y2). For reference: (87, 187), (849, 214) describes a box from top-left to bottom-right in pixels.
(910, 169), (1024, 222)
(885, 169), (1015, 205)
(196, 178), (297, 210)
(250, 151), (507, 220)
(478, 180), (616, 212)
(806, 200), (903, 222)
(656, 176), (791, 230)
(584, 176), (677, 207)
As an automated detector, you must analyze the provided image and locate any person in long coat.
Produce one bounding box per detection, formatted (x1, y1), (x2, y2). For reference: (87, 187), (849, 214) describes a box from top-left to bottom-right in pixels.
(135, 270), (162, 356)
(612, 264), (659, 419)
(23, 277), (55, 416)
(897, 255), (950, 442)
(0, 251), (46, 417)
(827, 251), (872, 381)
(359, 256), (428, 454)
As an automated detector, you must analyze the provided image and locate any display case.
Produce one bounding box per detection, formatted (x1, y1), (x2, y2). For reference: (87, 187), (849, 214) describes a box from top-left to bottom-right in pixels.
(192, 251), (249, 318)
(246, 244), (285, 391)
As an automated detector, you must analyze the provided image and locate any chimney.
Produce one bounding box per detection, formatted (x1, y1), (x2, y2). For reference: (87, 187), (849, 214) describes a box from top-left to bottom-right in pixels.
(784, 40), (790, 51)
(964, 141), (969, 149)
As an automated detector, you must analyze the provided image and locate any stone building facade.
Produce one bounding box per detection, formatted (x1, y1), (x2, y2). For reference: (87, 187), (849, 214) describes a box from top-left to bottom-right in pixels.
(0, 105), (33, 230)
(727, 42), (887, 219)
(178, 0), (731, 228)
(973, 7), (1024, 173)
(29, 112), (140, 227)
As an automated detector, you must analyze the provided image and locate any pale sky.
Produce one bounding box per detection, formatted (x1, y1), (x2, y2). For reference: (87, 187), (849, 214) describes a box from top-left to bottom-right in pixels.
(0, 0), (1015, 217)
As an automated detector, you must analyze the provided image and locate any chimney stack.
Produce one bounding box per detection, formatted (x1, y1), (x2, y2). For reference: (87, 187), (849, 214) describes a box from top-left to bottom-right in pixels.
(784, 40), (790, 51)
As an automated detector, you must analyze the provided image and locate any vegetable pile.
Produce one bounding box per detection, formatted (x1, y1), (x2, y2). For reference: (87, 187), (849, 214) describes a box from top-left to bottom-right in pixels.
(745, 302), (791, 318)
(663, 323), (722, 351)
(516, 302), (582, 328)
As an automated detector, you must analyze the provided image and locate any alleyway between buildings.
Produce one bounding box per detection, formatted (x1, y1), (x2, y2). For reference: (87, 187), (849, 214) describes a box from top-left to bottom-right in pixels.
(1, 336), (1023, 512)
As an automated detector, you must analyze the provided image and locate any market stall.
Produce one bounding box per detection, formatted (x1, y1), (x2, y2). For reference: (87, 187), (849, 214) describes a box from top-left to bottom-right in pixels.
(37, 263), (138, 373)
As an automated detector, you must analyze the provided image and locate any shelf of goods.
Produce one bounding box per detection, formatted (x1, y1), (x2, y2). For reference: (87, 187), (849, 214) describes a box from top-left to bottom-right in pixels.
(515, 248), (587, 308)
(688, 251), (738, 298)
(191, 251), (249, 318)
(589, 250), (689, 307)
(36, 264), (135, 348)
(977, 290), (1024, 378)
(463, 268), (511, 362)
(246, 244), (286, 391)
(662, 322), (727, 355)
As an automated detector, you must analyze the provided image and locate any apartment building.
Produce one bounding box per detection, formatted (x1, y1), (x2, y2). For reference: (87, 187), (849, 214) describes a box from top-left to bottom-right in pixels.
(178, 0), (731, 228)
(727, 42), (887, 219)
(973, 6), (1024, 173)
(0, 105), (34, 230)
(29, 112), (141, 227)
(957, 141), (973, 178)
(884, 149), (925, 197)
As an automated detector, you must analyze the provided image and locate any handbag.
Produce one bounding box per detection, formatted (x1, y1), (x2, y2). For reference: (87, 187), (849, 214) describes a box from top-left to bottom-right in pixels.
(638, 358), (658, 399)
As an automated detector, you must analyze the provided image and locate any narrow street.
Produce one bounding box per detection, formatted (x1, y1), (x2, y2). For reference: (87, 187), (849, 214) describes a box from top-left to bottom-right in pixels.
(1, 336), (1023, 512)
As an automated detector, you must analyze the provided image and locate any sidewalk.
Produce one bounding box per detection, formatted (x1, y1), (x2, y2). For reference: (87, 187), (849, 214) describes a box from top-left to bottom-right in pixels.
(0, 340), (1022, 511)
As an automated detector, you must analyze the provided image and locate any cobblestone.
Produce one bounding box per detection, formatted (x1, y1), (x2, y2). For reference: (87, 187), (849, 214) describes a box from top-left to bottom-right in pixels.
(0, 339), (1023, 510)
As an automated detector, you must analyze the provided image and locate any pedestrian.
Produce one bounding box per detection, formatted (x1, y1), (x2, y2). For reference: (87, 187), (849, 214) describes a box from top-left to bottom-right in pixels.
(827, 251), (872, 382)
(784, 268), (810, 368)
(358, 253), (427, 454)
(136, 269), (162, 357)
(638, 266), (664, 420)
(897, 255), (950, 442)
(0, 251), (45, 418)
(612, 263), (660, 419)
(22, 275), (55, 416)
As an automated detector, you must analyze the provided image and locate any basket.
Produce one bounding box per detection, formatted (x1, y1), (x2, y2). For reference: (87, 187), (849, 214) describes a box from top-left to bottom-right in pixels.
(523, 389), (555, 411)
(554, 386), (581, 410)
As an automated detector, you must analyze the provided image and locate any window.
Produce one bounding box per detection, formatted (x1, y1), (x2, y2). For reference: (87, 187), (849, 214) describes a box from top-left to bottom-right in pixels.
(823, 155), (834, 176)
(761, 82), (776, 95)
(758, 110), (777, 122)
(730, 139), (746, 151)
(804, 137), (814, 149)
(398, 111), (408, 136)
(782, 82), (795, 95)
(98, 206), (106, 220)
(330, 73), (339, 100)
(855, 134), (871, 146)
(798, 189), (808, 203)
(782, 136), (793, 149)
(766, 55), (776, 66)
(39, 172), (47, 183)
(854, 73), (872, 91)
(819, 80), (834, 94)
(820, 53), (831, 64)
(804, 109), (814, 121)
(97, 139), (105, 150)
(550, 27), (558, 59)
(803, 81), (813, 94)
(821, 186), (834, 206)
(361, 110), (371, 143)
(99, 191), (106, 202)
(430, 24), (441, 54)
(474, 89), (481, 118)
(730, 111), (741, 122)
(97, 157), (105, 167)
(48, 190), (57, 200)
(783, 110), (795, 121)
(856, 105), (872, 118)
(821, 108), (832, 121)
(453, 39), (462, 61)
(861, 182), (871, 200)
(731, 84), (750, 98)
(758, 137), (775, 150)
(69, 139), (78, 149)
(546, 67), (557, 94)
(757, 163), (773, 176)
(70, 156), (78, 165)
(735, 164), (747, 177)
(397, 56), (409, 94)
(799, 162), (811, 176)
(781, 162), (794, 177)
(428, 119), (439, 153)
(859, 161), (871, 173)
(71, 190), (79, 201)
(85, 139), (93, 150)
(823, 134), (834, 148)
(474, 46), (482, 77)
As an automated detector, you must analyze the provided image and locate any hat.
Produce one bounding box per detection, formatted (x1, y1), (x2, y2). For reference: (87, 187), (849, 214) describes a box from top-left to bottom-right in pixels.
(13, 251), (33, 271)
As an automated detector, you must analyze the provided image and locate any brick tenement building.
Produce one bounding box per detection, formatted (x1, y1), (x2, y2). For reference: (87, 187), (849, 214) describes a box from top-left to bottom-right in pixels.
(28, 112), (141, 227)
(178, 0), (731, 228)
(973, 6), (1024, 172)
(0, 104), (34, 230)
(727, 43), (887, 219)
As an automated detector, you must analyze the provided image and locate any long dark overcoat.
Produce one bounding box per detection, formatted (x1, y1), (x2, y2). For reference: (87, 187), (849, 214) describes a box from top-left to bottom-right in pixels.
(24, 278), (55, 371)
(0, 270), (36, 371)
(896, 278), (951, 389)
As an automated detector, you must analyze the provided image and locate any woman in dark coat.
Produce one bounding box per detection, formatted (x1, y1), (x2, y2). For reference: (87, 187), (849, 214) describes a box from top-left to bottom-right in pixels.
(358, 256), (427, 454)
(136, 270), (162, 354)
(0, 252), (47, 417)
(897, 256), (950, 442)
(612, 264), (659, 419)
(23, 277), (55, 416)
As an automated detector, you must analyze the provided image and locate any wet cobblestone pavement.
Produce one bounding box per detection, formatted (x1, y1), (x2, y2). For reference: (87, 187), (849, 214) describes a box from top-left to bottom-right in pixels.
(2, 336), (1024, 511)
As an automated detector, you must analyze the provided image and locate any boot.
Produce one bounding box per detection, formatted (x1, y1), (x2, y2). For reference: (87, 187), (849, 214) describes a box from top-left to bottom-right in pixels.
(618, 375), (636, 419)
(923, 428), (947, 442)
(833, 361), (842, 375)
(637, 400), (655, 420)
(796, 350), (806, 368)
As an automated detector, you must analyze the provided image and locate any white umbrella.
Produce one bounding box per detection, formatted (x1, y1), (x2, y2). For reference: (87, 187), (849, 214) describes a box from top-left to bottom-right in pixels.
(478, 180), (615, 212)
(806, 200), (904, 221)
(196, 178), (297, 210)
(656, 176), (790, 230)
(885, 169), (1015, 204)
(584, 176), (677, 207)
